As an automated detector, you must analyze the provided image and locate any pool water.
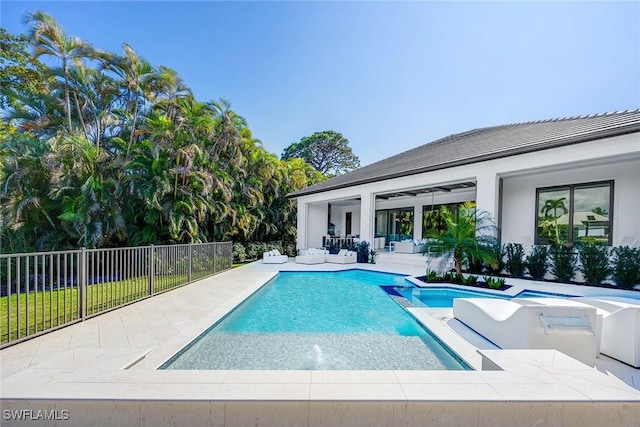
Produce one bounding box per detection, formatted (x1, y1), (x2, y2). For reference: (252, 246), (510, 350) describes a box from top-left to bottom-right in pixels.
(409, 288), (511, 308)
(405, 287), (582, 308)
(161, 270), (469, 370)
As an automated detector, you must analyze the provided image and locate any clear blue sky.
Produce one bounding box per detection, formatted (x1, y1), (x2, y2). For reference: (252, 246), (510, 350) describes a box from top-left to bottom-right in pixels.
(2, 1), (639, 166)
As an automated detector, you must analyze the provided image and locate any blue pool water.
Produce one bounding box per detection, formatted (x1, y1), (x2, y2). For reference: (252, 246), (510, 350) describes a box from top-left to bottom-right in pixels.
(161, 270), (469, 370)
(405, 287), (579, 308)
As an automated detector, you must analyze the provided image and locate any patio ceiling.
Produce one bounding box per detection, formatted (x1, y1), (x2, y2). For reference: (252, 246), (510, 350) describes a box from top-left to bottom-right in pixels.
(375, 181), (476, 200)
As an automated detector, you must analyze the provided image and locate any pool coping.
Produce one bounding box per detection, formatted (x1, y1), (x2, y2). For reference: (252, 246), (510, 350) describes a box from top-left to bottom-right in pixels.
(1, 260), (639, 425)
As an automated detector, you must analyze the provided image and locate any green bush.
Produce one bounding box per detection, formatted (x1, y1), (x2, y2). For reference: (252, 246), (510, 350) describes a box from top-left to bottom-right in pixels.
(232, 243), (247, 263)
(424, 268), (440, 282)
(483, 276), (506, 289)
(551, 245), (577, 282)
(578, 242), (611, 286)
(460, 274), (478, 285)
(612, 246), (640, 289)
(525, 245), (550, 280)
(504, 243), (526, 277)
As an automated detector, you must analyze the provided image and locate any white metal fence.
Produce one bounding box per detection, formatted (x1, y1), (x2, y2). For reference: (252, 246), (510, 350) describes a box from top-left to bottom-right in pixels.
(0, 242), (232, 348)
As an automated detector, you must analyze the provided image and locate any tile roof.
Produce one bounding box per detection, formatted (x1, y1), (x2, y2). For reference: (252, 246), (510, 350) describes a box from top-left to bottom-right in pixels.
(288, 110), (640, 198)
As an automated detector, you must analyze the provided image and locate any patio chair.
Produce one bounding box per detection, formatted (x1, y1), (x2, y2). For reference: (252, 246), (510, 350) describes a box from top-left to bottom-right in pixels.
(453, 298), (597, 366)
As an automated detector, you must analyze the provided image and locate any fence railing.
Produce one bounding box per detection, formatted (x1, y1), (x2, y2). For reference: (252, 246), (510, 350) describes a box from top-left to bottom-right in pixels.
(0, 242), (232, 348)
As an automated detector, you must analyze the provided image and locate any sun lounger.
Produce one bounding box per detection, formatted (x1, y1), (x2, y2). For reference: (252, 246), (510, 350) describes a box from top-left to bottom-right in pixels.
(325, 249), (357, 264)
(453, 298), (597, 366)
(262, 249), (288, 264)
(571, 296), (640, 367)
(514, 297), (605, 354)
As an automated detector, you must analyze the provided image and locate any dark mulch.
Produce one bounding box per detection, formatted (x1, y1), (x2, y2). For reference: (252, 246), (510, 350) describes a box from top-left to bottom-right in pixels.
(416, 274), (638, 292)
(415, 276), (512, 291)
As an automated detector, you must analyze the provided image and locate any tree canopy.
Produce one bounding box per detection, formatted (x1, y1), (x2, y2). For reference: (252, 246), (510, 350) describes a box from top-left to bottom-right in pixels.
(0, 12), (325, 252)
(281, 130), (360, 176)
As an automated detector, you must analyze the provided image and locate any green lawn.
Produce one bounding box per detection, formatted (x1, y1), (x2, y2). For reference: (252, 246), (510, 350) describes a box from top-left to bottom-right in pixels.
(1, 268), (223, 345)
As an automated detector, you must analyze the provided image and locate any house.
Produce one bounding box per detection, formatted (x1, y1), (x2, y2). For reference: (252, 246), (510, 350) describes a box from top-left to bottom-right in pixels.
(287, 110), (640, 251)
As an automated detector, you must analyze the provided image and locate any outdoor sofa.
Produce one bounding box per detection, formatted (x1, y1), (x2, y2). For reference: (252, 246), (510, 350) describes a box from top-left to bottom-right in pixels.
(393, 239), (427, 253)
(453, 298), (597, 366)
(262, 249), (288, 264)
(325, 249), (357, 264)
(295, 248), (327, 264)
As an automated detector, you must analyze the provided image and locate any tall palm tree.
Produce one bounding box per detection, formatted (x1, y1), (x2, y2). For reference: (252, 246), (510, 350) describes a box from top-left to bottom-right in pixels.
(106, 43), (156, 157)
(24, 11), (94, 134)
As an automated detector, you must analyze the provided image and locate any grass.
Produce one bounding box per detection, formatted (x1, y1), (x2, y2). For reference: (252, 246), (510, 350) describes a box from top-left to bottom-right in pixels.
(0, 266), (226, 345)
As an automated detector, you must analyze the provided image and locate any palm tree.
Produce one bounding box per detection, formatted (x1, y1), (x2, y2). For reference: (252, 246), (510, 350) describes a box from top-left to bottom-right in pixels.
(24, 11), (94, 134)
(421, 203), (498, 276)
(540, 197), (568, 244)
(106, 43), (156, 158)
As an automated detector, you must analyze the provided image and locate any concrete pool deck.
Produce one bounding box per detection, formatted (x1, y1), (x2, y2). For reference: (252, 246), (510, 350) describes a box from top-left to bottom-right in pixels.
(1, 254), (639, 426)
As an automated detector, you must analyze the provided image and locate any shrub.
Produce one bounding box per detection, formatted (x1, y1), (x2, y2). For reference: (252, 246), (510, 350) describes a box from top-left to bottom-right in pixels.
(232, 243), (247, 263)
(504, 243), (525, 277)
(460, 274), (478, 285)
(578, 242), (611, 286)
(483, 276), (506, 289)
(611, 246), (640, 289)
(525, 245), (550, 280)
(424, 268), (440, 282)
(551, 245), (577, 282)
(483, 242), (504, 275)
(356, 241), (370, 263)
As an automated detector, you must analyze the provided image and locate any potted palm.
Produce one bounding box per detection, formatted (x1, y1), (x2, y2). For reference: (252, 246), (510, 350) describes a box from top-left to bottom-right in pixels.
(421, 203), (499, 277)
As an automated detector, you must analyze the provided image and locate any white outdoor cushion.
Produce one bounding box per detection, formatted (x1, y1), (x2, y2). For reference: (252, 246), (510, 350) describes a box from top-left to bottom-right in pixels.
(337, 249), (348, 256)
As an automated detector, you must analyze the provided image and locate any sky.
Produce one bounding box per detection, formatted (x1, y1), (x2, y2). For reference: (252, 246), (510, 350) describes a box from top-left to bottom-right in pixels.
(2, 1), (639, 166)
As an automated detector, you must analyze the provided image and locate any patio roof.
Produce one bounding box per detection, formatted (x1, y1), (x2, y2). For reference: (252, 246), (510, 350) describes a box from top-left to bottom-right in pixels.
(288, 110), (640, 198)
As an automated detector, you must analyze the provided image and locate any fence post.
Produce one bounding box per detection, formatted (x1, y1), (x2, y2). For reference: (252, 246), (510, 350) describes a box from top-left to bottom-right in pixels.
(213, 242), (217, 274)
(149, 244), (154, 297)
(188, 243), (192, 283)
(80, 247), (87, 321)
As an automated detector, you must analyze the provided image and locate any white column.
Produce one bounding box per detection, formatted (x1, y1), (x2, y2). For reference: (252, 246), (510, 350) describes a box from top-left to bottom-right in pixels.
(296, 199), (307, 250)
(414, 204), (423, 241)
(475, 171), (500, 225)
(359, 192), (375, 244)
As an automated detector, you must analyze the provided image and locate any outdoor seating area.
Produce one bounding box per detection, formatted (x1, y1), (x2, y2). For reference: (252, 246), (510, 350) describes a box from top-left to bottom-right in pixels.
(325, 249), (357, 264)
(573, 296), (640, 367)
(262, 249), (288, 264)
(393, 239), (427, 253)
(295, 248), (327, 264)
(453, 298), (597, 366)
(294, 248), (358, 264)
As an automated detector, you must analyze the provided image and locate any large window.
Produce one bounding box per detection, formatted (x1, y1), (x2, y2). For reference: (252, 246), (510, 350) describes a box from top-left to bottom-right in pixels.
(422, 201), (474, 238)
(536, 181), (613, 245)
(375, 208), (414, 243)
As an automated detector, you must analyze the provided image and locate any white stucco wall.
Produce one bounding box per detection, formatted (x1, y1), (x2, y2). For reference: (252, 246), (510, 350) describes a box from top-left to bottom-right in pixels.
(306, 203), (328, 249)
(501, 158), (640, 246)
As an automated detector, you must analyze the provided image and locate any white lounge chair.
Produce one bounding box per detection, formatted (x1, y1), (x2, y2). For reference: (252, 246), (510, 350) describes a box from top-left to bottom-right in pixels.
(453, 298), (597, 366)
(571, 296), (640, 367)
(325, 249), (357, 264)
(295, 248), (326, 265)
(514, 297), (606, 355)
(262, 249), (288, 264)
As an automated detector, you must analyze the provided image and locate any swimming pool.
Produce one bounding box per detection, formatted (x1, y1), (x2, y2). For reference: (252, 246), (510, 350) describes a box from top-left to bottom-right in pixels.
(403, 287), (579, 308)
(160, 270), (469, 370)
